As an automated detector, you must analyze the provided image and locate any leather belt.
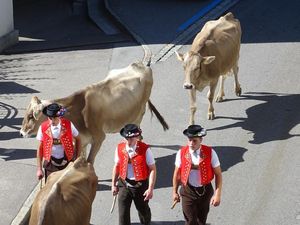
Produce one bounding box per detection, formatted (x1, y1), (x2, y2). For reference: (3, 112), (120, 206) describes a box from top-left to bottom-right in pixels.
(50, 156), (68, 166)
(121, 178), (146, 188)
(187, 182), (206, 197)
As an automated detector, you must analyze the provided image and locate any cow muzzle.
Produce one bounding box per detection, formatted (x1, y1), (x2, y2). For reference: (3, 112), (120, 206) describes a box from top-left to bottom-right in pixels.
(183, 83), (194, 89)
(20, 129), (30, 138)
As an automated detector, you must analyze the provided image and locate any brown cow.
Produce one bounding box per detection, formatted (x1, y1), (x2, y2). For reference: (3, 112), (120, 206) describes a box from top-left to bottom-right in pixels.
(176, 12), (242, 123)
(29, 157), (98, 225)
(20, 62), (169, 164)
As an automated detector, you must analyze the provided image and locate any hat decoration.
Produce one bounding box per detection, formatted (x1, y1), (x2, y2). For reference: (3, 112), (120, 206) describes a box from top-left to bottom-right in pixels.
(56, 107), (67, 117)
(120, 124), (142, 138)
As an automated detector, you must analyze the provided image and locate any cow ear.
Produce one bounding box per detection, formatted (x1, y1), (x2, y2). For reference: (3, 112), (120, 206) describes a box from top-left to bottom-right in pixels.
(202, 56), (215, 65)
(33, 104), (43, 120)
(175, 51), (184, 62)
(31, 96), (41, 104)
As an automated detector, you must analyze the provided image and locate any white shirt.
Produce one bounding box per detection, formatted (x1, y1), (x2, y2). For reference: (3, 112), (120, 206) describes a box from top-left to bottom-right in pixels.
(114, 142), (155, 180)
(175, 146), (220, 187)
(36, 121), (79, 159)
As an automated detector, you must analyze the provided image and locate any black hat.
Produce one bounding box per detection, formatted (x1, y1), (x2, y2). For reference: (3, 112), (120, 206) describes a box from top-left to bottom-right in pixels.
(183, 124), (207, 138)
(120, 124), (142, 138)
(42, 103), (64, 117)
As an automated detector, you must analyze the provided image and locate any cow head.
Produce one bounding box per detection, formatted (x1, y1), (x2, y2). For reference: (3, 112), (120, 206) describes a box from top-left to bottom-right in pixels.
(176, 51), (215, 90)
(20, 96), (47, 137)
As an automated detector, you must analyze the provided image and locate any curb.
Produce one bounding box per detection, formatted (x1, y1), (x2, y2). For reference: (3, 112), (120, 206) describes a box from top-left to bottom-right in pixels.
(87, 0), (121, 35)
(10, 181), (41, 225)
(0, 30), (19, 53)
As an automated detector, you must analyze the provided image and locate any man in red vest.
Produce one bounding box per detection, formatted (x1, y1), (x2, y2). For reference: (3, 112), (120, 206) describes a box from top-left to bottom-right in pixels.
(111, 124), (157, 225)
(36, 103), (82, 181)
(172, 124), (222, 225)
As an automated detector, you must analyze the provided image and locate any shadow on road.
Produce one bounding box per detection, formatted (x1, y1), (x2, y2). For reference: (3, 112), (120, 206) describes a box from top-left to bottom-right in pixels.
(155, 152), (176, 189)
(0, 148), (36, 161)
(0, 82), (39, 95)
(97, 183), (111, 191)
(0, 102), (24, 140)
(232, 0), (300, 44)
(97, 178), (112, 191)
(213, 146), (246, 172)
(210, 92), (300, 144)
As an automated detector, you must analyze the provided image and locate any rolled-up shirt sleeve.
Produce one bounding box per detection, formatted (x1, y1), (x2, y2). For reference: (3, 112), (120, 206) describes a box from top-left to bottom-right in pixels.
(146, 148), (155, 165)
(211, 149), (220, 168)
(175, 149), (182, 168)
(114, 147), (119, 164)
(71, 122), (79, 137)
(36, 126), (43, 141)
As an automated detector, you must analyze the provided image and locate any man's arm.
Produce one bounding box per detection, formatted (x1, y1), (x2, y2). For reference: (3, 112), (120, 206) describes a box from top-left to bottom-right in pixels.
(172, 166), (181, 202)
(211, 166), (222, 206)
(144, 163), (156, 201)
(111, 163), (119, 196)
(36, 142), (44, 180)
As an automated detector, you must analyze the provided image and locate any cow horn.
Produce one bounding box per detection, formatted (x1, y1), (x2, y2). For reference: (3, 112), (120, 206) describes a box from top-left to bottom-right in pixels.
(175, 51), (184, 62)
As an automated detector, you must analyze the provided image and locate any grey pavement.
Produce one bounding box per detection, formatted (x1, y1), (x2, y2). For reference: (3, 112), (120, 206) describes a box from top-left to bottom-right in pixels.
(1, 0), (300, 225)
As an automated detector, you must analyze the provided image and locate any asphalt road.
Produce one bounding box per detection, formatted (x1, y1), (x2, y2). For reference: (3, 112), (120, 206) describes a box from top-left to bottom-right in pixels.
(1, 0), (300, 225)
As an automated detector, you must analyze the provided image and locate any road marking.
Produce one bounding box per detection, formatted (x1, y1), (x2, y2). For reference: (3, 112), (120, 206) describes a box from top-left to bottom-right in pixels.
(152, 0), (241, 64)
(177, 0), (223, 32)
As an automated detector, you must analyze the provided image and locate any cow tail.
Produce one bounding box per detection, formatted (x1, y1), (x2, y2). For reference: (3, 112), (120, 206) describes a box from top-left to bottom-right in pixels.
(147, 100), (169, 131)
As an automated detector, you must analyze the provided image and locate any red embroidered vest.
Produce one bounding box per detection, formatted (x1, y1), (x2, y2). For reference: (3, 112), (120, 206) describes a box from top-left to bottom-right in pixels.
(41, 118), (74, 161)
(117, 141), (149, 181)
(180, 145), (214, 186)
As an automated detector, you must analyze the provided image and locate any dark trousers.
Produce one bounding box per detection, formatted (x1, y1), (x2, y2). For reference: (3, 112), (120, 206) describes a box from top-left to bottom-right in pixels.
(118, 179), (151, 225)
(180, 183), (214, 225)
(43, 157), (69, 181)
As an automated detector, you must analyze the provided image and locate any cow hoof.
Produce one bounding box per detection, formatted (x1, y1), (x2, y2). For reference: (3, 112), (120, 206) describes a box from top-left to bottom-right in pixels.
(236, 87), (242, 96)
(215, 96), (224, 102)
(207, 113), (215, 120)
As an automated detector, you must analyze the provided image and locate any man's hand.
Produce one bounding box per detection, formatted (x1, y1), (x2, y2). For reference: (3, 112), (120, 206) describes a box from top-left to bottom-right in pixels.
(143, 188), (153, 201)
(36, 168), (44, 180)
(112, 185), (119, 196)
(210, 194), (221, 206)
(173, 192), (180, 203)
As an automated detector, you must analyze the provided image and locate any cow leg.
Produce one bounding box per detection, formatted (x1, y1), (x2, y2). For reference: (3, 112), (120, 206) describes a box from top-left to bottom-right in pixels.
(188, 89), (197, 125)
(79, 136), (89, 159)
(233, 65), (242, 96)
(207, 81), (218, 120)
(81, 146), (87, 159)
(87, 133), (106, 165)
(216, 75), (226, 102)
